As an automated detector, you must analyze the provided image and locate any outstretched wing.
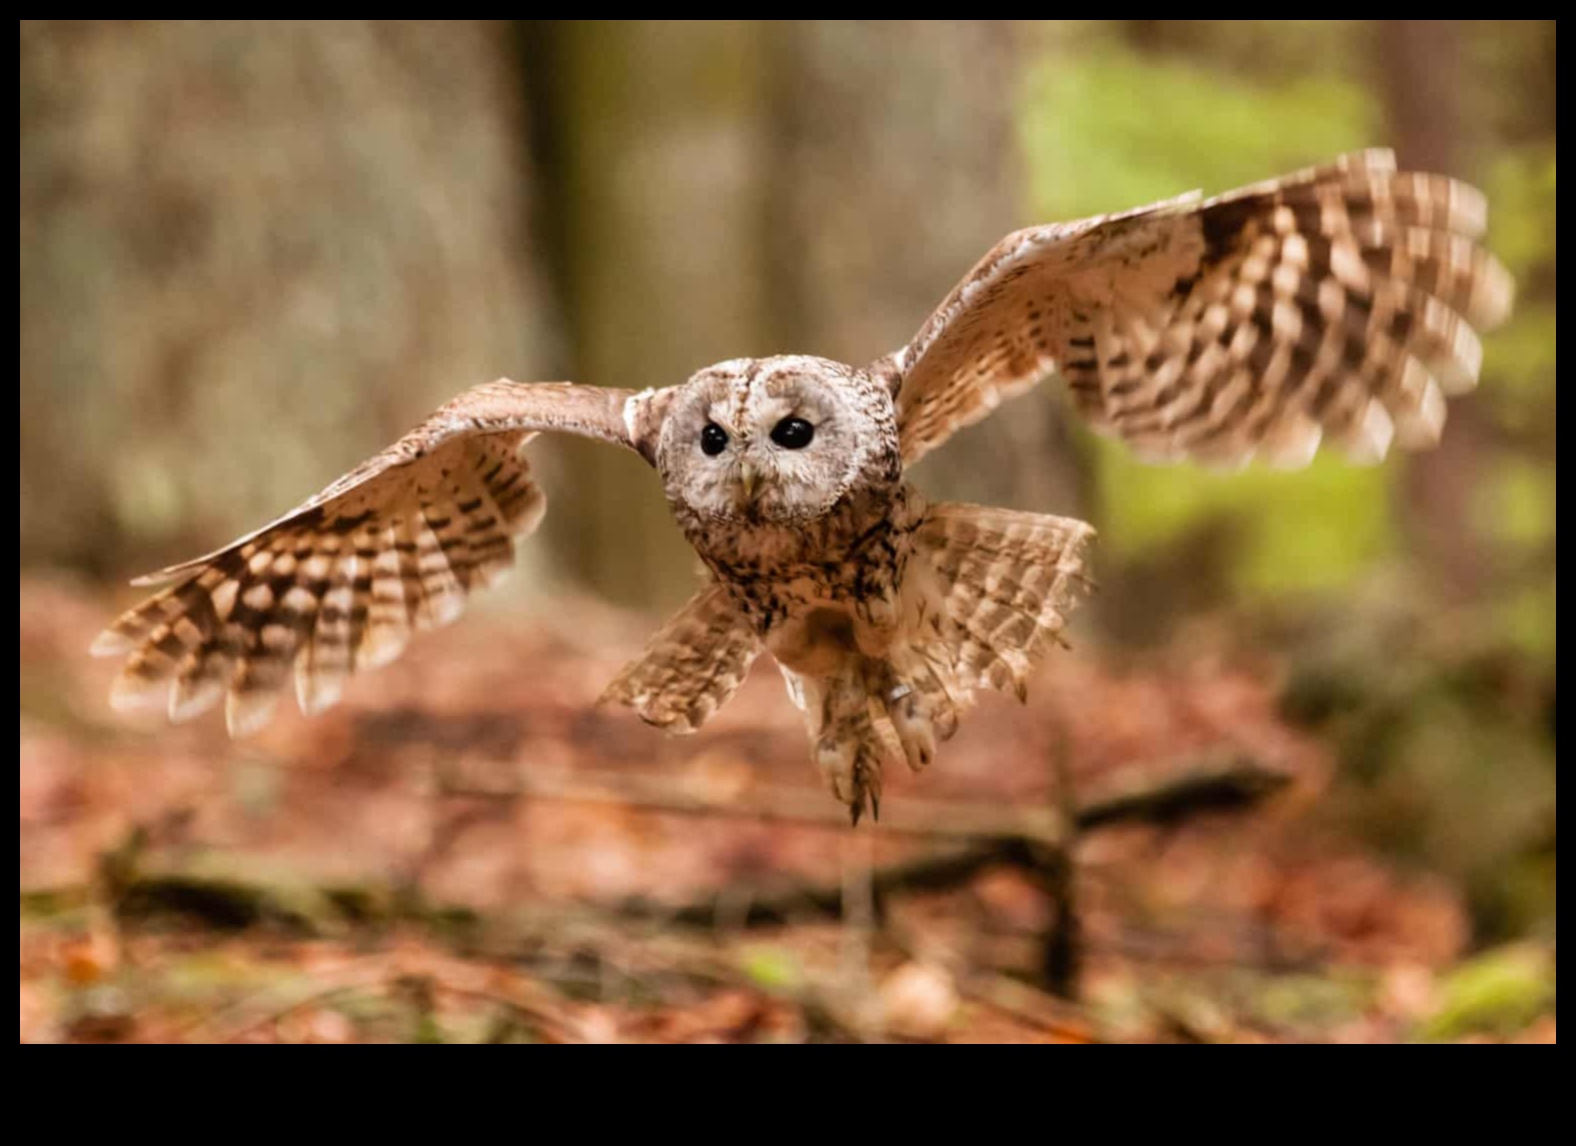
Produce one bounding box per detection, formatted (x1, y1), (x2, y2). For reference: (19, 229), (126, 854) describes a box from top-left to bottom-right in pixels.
(882, 149), (1514, 468)
(94, 379), (671, 736)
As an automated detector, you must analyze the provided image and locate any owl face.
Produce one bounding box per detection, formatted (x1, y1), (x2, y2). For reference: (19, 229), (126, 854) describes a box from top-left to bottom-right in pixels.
(656, 355), (897, 524)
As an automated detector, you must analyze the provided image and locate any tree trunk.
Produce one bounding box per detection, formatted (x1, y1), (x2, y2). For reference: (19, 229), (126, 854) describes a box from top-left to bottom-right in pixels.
(20, 21), (553, 581)
(523, 20), (772, 608)
(1377, 19), (1490, 602)
(764, 21), (1086, 518)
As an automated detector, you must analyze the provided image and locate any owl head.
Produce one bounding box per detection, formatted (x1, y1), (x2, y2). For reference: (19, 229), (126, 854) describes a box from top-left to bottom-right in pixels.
(655, 355), (898, 524)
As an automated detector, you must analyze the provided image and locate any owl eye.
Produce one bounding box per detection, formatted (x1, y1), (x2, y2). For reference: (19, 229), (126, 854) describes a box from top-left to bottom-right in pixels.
(700, 422), (729, 456)
(770, 417), (815, 450)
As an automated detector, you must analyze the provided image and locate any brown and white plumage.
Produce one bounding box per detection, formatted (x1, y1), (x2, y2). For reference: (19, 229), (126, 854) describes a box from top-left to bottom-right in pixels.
(95, 381), (668, 736)
(885, 149), (1512, 467)
(600, 582), (760, 734)
(97, 150), (1511, 820)
(915, 505), (1095, 702)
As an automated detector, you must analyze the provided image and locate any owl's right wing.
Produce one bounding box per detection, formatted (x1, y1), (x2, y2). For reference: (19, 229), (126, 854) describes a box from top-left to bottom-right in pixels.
(879, 149), (1513, 469)
(94, 379), (673, 736)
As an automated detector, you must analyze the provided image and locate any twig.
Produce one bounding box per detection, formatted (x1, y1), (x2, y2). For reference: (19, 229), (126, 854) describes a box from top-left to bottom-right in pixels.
(1042, 724), (1081, 999)
(497, 766), (1073, 845)
(614, 754), (1289, 928)
(1074, 755), (1291, 830)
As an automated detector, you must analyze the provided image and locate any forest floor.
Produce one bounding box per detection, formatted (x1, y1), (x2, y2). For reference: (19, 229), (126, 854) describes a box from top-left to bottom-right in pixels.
(19, 575), (1555, 1043)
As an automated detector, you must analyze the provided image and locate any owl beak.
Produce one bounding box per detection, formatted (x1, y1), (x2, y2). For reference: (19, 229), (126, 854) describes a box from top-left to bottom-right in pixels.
(738, 461), (764, 503)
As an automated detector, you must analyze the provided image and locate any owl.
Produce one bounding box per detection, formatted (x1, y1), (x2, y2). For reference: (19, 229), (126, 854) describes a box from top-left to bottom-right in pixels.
(96, 150), (1513, 822)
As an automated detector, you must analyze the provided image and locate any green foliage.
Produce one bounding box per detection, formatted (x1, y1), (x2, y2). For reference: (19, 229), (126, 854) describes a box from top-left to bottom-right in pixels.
(1285, 599), (1557, 941)
(1482, 146), (1558, 281)
(1017, 27), (1557, 664)
(1095, 449), (1392, 596)
(1418, 943), (1555, 1041)
(1029, 25), (1556, 945)
(1476, 147), (1557, 663)
(1018, 34), (1393, 599)
(1020, 36), (1375, 222)
(739, 944), (803, 992)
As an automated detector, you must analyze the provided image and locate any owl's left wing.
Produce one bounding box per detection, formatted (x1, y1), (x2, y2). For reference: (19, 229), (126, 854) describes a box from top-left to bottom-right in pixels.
(880, 149), (1513, 468)
(94, 379), (672, 736)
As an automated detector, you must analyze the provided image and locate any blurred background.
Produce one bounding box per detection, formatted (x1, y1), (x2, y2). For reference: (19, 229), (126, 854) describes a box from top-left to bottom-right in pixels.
(20, 20), (1555, 1043)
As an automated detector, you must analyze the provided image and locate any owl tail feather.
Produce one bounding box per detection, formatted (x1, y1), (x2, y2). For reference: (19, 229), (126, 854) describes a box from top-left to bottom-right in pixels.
(911, 502), (1097, 708)
(599, 582), (761, 734)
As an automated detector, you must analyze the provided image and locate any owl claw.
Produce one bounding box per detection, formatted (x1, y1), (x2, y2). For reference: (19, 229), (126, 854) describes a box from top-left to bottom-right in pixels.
(884, 679), (937, 773)
(855, 741), (883, 823)
(849, 794), (879, 826)
(848, 771), (880, 826)
(818, 731), (883, 827)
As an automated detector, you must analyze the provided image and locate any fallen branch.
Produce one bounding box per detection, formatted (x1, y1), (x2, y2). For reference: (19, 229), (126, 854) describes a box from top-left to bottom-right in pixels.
(613, 753), (1290, 928)
(20, 754), (1289, 941)
(480, 766), (1074, 845)
(453, 750), (1287, 842)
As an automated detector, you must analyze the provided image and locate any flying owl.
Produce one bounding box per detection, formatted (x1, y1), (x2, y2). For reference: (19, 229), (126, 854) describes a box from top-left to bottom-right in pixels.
(96, 150), (1513, 822)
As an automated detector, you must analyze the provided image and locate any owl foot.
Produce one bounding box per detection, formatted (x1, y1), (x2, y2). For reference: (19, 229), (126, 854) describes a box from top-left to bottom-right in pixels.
(882, 681), (936, 773)
(816, 730), (883, 825)
(876, 656), (961, 774)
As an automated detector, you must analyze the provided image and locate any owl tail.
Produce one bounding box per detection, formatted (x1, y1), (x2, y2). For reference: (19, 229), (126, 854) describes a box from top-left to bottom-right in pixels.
(909, 501), (1097, 711)
(600, 582), (761, 733)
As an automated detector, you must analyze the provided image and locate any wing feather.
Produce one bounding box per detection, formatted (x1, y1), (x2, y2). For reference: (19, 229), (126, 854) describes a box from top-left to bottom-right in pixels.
(95, 379), (669, 736)
(883, 150), (1513, 468)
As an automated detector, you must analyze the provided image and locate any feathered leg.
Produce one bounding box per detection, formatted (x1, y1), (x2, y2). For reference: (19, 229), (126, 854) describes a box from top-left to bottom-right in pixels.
(782, 665), (885, 825)
(600, 582), (761, 733)
(782, 504), (1094, 823)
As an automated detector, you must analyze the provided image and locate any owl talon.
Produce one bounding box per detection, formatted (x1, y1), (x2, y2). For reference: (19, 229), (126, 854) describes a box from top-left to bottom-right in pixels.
(883, 679), (937, 773)
(849, 742), (884, 827)
(849, 766), (881, 826)
(818, 730), (883, 826)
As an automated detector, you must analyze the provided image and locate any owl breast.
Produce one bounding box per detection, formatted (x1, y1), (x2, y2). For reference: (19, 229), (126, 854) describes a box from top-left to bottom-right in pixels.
(680, 481), (926, 674)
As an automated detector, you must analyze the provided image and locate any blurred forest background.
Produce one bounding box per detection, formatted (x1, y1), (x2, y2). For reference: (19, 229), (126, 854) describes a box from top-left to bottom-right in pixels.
(20, 20), (1555, 1043)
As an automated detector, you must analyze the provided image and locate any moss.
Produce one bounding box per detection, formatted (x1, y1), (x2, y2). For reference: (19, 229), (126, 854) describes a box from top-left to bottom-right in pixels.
(739, 944), (803, 992)
(1417, 943), (1554, 1040)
